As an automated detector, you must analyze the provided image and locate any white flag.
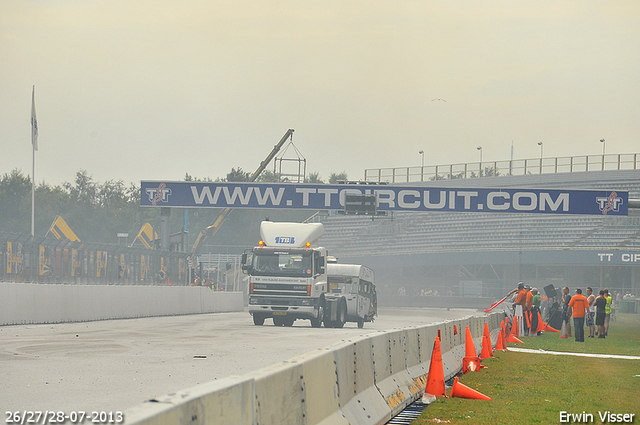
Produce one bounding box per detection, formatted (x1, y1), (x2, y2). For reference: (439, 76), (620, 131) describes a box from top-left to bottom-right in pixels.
(31, 85), (38, 151)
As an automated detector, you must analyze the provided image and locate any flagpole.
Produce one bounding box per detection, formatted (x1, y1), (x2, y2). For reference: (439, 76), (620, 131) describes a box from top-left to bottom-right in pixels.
(32, 138), (35, 236)
(31, 137), (36, 236)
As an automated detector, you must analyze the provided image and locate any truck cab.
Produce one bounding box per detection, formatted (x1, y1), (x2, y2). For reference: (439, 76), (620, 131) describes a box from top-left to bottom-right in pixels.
(243, 221), (328, 327)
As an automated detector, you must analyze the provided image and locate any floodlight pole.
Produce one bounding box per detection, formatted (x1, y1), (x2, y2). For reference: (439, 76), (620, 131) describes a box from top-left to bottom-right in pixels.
(538, 142), (543, 174)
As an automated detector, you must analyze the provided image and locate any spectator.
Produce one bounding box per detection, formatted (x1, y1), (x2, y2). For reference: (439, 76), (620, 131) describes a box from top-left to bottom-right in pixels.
(604, 289), (613, 336)
(586, 287), (596, 338)
(511, 282), (527, 336)
(156, 270), (167, 285)
(524, 285), (533, 335)
(561, 287), (572, 338)
(595, 290), (607, 338)
(531, 288), (541, 336)
(568, 288), (589, 342)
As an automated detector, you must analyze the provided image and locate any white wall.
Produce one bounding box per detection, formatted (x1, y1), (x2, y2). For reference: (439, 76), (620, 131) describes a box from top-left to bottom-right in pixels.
(0, 283), (244, 325)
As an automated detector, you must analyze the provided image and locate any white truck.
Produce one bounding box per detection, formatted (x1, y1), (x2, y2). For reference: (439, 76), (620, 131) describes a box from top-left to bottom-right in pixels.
(242, 221), (377, 328)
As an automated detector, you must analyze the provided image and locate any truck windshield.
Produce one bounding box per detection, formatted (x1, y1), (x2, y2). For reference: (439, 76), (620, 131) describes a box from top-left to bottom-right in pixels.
(252, 250), (313, 276)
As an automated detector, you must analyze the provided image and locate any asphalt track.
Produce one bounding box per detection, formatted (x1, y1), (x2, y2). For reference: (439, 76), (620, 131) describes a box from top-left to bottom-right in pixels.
(2, 307), (478, 414)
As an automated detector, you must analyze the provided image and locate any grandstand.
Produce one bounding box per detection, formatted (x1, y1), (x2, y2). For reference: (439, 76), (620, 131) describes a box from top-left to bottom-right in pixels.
(319, 168), (640, 301)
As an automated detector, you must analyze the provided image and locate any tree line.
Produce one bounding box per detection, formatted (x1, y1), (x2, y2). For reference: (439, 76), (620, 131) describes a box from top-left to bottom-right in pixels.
(0, 168), (348, 248)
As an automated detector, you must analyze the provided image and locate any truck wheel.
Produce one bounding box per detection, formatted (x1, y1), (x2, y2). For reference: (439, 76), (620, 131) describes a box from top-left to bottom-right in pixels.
(253, 314), (265, 326)
(323, 300), (336, 328)
(357, 318), (365, 329)
(273, 316), (285, 326)
(335, 298), (347, 329)
(311, 304), (324, 328)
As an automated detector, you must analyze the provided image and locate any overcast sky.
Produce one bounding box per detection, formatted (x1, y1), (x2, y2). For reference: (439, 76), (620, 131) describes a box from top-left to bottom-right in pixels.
(2, 1), (639, 187)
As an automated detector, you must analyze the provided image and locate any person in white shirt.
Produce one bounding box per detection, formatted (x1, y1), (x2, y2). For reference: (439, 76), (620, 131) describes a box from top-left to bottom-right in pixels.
(586, 287), (596, 338)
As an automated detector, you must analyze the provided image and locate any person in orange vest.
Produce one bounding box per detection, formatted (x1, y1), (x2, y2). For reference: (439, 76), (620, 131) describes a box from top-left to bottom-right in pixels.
(568, 288), (590, 342)
(524, 285), (533, 335)
(511, 282), (527, 336)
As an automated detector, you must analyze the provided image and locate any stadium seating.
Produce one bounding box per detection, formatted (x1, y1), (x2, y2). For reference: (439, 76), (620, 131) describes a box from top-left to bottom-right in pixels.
(320, 170), (640, 257)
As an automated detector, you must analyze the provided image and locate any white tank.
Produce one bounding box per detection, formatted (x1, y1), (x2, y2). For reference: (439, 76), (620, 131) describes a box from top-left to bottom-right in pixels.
(259, 221), (325, 248)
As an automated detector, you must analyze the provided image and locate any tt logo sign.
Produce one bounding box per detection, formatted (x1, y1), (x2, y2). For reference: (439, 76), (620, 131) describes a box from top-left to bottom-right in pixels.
(596, 192), (623, 215)
(145, 183), (172, 206)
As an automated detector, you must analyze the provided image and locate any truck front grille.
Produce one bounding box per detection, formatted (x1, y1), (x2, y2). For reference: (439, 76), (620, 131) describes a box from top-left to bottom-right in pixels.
(251, 282), (309, 297)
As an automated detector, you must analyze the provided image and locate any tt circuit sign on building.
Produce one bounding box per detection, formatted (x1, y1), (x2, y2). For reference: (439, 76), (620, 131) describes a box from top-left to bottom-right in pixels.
(140, 181), (627, 216)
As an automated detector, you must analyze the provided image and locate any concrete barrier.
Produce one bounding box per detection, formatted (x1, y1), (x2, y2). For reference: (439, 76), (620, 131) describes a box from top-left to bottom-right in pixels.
(253, 360), (307, 424)
(0, 282), (244, 325)
(123, 312), (503, 425)
(300, 348), (347, 425)
(124, 376), (255, 425)
(337, 339), (390, 425)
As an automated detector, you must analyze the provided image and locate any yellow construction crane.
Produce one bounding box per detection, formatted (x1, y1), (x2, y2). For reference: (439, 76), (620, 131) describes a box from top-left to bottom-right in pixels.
(189, 129), (295, 258)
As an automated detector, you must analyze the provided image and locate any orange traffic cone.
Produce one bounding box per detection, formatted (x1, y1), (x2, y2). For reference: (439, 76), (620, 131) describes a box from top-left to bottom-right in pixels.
(506, 316), (524, 344)
(423, 337), (446, 398)
(559, 320), (568, 339)
(524, 311), (531, 335)
(543, 322), (560, 333)
(495, 328), (507, 351)
(465, 326), (479, 357)
(507, 334), (524, 344)
(449, 377), (491, 400)
(482, 323), (492, 345)
(535, 311), (545, 334)
(462, 326), (481, 373)
(482, 323), (494, 357)
(480, 335), (493, 359)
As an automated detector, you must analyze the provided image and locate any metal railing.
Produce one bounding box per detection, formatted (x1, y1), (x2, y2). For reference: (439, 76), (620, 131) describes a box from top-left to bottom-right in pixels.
(196, 253), (243, 292)
(364, 153), (640, 183)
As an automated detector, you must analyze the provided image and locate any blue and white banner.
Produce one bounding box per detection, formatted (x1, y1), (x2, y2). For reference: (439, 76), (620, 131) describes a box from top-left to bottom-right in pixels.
(140, 181), (628, 216)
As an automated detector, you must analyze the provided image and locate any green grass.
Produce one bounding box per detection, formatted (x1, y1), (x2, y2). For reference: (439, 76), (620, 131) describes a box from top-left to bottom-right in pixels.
(412, 313), (640, 425)
(521, 313), (640, 356)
